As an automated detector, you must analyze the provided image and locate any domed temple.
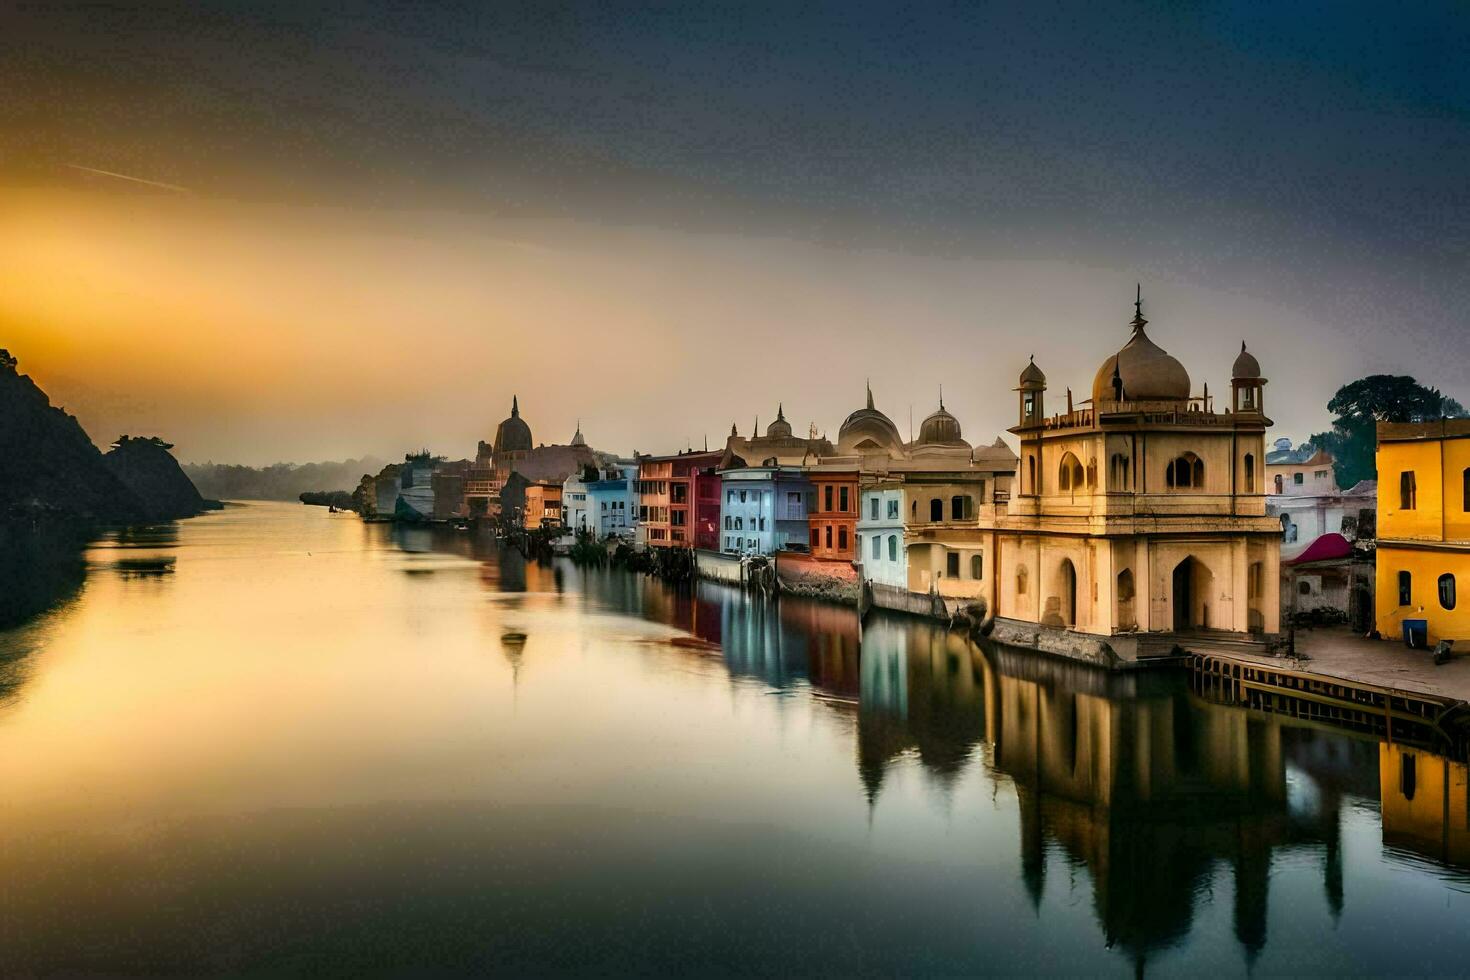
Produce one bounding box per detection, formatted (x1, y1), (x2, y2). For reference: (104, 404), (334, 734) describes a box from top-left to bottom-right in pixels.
(462, 397), (604, 519)
(982, 288), (1281, 653)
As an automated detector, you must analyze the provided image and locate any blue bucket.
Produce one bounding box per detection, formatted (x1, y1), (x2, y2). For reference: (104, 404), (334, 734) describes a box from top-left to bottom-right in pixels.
(1403, 619), (1429, 649)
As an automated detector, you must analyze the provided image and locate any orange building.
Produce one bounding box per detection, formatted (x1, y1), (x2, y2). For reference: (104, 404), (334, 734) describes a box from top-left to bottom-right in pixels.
(807, 466), (859, 560)
(523, 482), (563, 529)
(639, 450), (723, 549)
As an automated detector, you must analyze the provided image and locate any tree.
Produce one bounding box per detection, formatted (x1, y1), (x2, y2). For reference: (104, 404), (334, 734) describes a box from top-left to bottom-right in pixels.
(1310, 375), (1467, 489)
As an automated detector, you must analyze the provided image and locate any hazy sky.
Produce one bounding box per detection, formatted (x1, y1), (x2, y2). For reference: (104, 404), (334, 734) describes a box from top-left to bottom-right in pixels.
(2, 2), (1467, 465)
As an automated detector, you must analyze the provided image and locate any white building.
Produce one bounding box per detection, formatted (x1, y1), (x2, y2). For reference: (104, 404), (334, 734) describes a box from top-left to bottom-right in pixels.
(856, 483), (907, 588)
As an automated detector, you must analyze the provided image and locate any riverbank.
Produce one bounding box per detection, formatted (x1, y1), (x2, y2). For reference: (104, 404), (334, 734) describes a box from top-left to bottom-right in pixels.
(1204, 625), (1470, 704)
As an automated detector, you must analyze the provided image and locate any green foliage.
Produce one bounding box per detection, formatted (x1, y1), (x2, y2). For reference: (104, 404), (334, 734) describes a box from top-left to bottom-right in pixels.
(1310, 375), (1467, 489)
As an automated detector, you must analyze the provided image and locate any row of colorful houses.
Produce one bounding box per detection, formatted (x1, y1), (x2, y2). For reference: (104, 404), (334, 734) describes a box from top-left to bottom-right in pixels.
(361, 293), (1469, 658)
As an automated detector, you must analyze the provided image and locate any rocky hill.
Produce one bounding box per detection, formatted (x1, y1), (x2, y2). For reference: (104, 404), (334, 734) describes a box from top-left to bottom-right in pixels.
(105, 436), (222, 521)
(0, 349), (216, 524)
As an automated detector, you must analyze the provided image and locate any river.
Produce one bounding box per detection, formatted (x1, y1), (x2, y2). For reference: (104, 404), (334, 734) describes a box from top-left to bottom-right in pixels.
(1, 501), (1467, 974)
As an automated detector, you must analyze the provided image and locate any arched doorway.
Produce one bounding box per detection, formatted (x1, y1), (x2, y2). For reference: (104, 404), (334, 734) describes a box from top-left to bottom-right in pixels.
(1172, 557), (1214, 631)
(1116, 568), (1135, 630)
(1058, 558), (1077, 627)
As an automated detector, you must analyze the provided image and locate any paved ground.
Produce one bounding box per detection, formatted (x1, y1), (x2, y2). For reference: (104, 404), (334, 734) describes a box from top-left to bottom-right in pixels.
(1217, 627), (1470, 702)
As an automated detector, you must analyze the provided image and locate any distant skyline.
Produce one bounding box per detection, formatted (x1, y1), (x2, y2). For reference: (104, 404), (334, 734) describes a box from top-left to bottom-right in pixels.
(2, 3), (1467, 465)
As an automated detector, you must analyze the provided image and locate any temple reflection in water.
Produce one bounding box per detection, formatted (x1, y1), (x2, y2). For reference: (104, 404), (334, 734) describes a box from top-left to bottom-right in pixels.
(564, 563), (1470, 967)
(362, 536), (1470, 967)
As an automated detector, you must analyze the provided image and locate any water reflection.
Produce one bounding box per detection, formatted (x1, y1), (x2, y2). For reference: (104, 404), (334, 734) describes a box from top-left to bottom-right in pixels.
(4, 505), (1470, 975)
(562, 557), (1470, 967)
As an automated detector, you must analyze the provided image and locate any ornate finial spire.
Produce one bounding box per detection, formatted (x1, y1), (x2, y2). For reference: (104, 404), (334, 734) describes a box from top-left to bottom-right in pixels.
(1131, 283), (1147, 330)
(866, 379), (874, 410)
(511, 394), (520, 417)
(1241, 340), (1248, 353)
(939, 384), (944, 411)
(730, 421), (738, 437)
(777, 402), (785, 421)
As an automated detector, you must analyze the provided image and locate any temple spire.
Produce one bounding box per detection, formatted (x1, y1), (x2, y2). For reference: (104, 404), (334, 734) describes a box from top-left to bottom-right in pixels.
(777, 402), (785, 421)
(1131, 283), (1148, 331)
(939, 384), (944, 411)
(866, 379), (875, 410)
(511, 394), (520, 417)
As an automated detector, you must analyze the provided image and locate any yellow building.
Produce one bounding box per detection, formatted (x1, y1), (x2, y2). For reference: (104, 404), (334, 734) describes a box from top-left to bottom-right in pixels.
(1374, 419), (1470, 644)
(982, 293), (1281, 651)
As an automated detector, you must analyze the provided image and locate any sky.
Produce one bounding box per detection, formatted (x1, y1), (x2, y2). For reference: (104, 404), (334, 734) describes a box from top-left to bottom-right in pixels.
(1, 2), (1467, 465)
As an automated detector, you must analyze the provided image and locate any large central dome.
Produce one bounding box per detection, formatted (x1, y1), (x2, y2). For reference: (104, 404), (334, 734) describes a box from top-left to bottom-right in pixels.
(838, 384), (904, 456)
(1091, 305), (1190, 405)
(493, 395), (533, 454)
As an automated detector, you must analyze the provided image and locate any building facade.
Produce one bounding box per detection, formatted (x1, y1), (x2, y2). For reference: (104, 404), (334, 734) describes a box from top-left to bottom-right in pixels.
(985, 301), (1280, 639)
(1374, 419), (1470, 645)
(1265, 438), (1337, 495)
(640, 450), (723, 549)
(857, 483), (907, 588)
(719, 464), (813, 555)
(807, 467), (859, 559)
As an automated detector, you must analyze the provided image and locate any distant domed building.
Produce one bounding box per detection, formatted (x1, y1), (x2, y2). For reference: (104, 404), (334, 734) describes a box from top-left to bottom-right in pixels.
(493, 396), (533, 455)
(912, 394), (970, 453)
(720, 402), (832, 469)
(836, 384), (905, 459)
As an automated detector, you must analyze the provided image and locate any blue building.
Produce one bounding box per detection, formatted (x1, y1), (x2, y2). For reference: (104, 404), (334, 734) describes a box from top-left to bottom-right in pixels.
(564, 458), (639, 539)
(719, 464), (813, 555)
(856, 481), (907, 588)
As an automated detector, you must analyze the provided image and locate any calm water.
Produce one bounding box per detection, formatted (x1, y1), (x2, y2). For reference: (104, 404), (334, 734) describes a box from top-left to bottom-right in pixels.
(2, 501), (1469, 975)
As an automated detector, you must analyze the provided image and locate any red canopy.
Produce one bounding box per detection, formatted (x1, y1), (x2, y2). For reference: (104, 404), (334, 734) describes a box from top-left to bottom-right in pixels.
(1286, 532), (1353, 565)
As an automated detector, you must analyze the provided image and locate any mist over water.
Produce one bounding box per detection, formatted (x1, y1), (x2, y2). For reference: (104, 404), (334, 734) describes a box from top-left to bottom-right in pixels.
(0, 502), (1466, 974)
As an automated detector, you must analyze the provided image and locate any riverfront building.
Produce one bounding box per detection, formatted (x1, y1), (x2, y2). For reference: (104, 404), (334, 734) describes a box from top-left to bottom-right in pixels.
(807, 466), (859, 560)
(718, 463), (813, 555)
(464, 402), (601, 519)
(1374, 418), (1470, 645)
(857, 481), (907, 588)
(985, 296), (1280, 641)
(638, 450), (722, 549)
(564, 458), (639, 538)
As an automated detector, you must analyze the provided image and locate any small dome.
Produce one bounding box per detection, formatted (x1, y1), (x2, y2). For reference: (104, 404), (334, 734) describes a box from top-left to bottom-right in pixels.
(1091, 308), (1190, 404)
(1232, 341), (1261, 380)
(493, 395), (533, 454)
(1019, 356), (1046, 388)
(766, 403), (792, 439)
(917, 402), (968, 447)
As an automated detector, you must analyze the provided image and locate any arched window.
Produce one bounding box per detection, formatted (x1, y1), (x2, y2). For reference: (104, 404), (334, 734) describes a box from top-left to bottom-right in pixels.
(1109, 452), (1130, 490)
(1027, 454), (1037, 492)
(1244, 453), (1255, 492)
(1166, 452), (1204, 489)
(1274, 473), (1284, 494)
(929, 498), (943, 522)
(1398, 570), (1412, 606)
(951, 495), (964, 520)
(1440, 574), (1456, 610)
(911, 500), (917, 518)
(971, 554), (983, 579)
(1016, 564), (1028, 595)
(1086, 458), (1098, 488)
(1400, 471), (1417, 510)
(1058, 452), (1084, 492)
(888, 535), (897, 562)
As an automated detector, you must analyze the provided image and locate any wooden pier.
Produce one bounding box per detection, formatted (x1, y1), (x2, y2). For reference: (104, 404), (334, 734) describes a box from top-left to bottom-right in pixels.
(1192, 652), (1470, 757)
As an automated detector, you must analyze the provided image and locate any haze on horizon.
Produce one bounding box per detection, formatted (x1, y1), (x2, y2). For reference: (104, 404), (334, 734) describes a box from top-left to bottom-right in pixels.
(2, 2), (1467, 466)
